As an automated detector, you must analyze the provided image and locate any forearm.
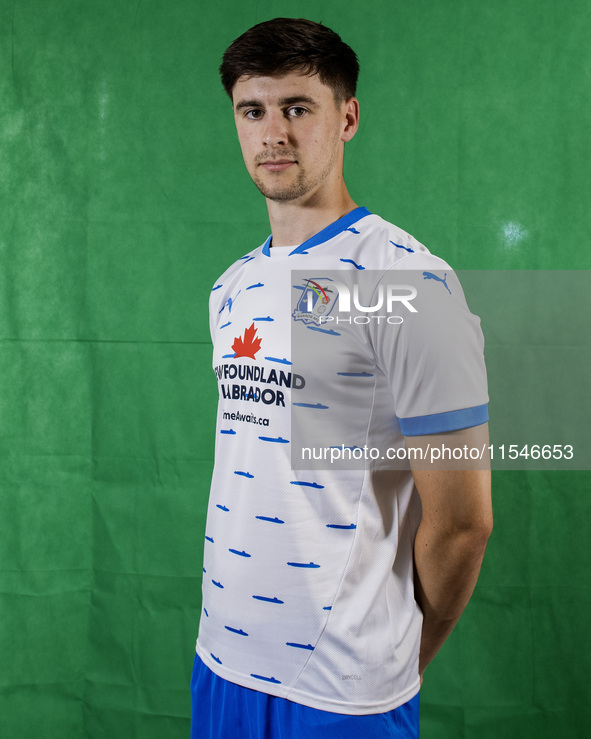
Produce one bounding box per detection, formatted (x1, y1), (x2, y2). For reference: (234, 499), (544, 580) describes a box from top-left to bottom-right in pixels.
(414, 520), (490, 675)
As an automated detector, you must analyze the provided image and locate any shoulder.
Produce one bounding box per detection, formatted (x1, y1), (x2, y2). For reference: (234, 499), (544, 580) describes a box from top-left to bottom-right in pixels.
(209, 244), (266, 309)
(360, 216), (479, 341)
(350, 213), (451, 273)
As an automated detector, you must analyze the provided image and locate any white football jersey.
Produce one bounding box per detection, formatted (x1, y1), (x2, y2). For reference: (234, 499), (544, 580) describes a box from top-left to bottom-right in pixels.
(196, 208), (488, 714)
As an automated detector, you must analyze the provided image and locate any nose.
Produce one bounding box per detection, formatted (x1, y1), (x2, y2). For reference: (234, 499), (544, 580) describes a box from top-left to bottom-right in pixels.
(262, 110), (288, 147)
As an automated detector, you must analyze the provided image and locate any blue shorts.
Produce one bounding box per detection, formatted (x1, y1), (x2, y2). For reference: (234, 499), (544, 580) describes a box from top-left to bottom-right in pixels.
(190, 654), (419, 738)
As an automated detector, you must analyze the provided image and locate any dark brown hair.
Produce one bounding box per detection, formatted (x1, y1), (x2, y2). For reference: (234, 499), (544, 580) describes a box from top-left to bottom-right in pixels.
(220, 18), (359, 103)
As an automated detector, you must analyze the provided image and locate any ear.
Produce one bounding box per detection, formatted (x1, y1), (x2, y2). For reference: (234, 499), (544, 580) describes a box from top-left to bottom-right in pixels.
(341, 97), (360, 143)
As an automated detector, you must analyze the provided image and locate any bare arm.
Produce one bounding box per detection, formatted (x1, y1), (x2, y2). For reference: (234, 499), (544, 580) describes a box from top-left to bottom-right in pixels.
(407, 424), (493, 677)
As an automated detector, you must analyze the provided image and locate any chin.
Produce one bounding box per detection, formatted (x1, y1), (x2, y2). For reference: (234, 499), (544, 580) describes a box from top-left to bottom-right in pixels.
(254, 180), (310, 203)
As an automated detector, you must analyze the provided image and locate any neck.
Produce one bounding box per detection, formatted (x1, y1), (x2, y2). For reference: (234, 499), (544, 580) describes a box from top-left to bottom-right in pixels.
(266, 185), (358, 247)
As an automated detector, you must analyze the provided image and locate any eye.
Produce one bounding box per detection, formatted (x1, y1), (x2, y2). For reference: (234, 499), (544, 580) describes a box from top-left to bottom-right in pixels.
(245, 109), (264, 120)
(287, 106), (307, 118)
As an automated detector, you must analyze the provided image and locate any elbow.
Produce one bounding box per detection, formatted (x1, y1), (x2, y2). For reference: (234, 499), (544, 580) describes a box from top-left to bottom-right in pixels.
(418, 516), (492, 560)
(462, 497), (494, 550)
(445, 514), (493, 556)
(463, 514), (493, 555)
(473, 506), (493, 542)
(473, 520), (492, 555)
(481, 506), (494, 542)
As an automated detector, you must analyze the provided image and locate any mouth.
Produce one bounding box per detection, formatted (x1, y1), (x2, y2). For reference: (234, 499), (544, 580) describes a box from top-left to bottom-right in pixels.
(259, 159), (297, 172)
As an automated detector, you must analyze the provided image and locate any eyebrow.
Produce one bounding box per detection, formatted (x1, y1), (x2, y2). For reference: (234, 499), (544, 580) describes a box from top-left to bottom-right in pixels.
(235, 95), (318, 111)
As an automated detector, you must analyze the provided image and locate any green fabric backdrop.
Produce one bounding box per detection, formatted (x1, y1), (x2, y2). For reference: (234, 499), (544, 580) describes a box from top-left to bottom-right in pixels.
(1, 0), (589, 737)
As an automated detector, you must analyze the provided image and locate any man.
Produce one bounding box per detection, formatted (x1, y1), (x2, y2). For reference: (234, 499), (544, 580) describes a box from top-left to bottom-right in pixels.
(191, 17), (492, 738)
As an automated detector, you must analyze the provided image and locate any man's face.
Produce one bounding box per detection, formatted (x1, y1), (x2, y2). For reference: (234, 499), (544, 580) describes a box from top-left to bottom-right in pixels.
(232, 72), (355, 203)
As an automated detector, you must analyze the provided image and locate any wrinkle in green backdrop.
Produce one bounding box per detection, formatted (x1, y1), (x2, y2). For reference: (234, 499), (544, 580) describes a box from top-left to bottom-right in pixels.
(1, 1), (589, 737)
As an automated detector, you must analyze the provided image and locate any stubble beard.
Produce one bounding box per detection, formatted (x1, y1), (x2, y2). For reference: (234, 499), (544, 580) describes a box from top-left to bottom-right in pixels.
(252, 167), (311, 202)
(251, 143), (339, 203)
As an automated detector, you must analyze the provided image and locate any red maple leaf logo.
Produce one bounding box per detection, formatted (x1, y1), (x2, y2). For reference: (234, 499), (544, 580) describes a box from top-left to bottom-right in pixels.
(232, 323), (262, 359)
